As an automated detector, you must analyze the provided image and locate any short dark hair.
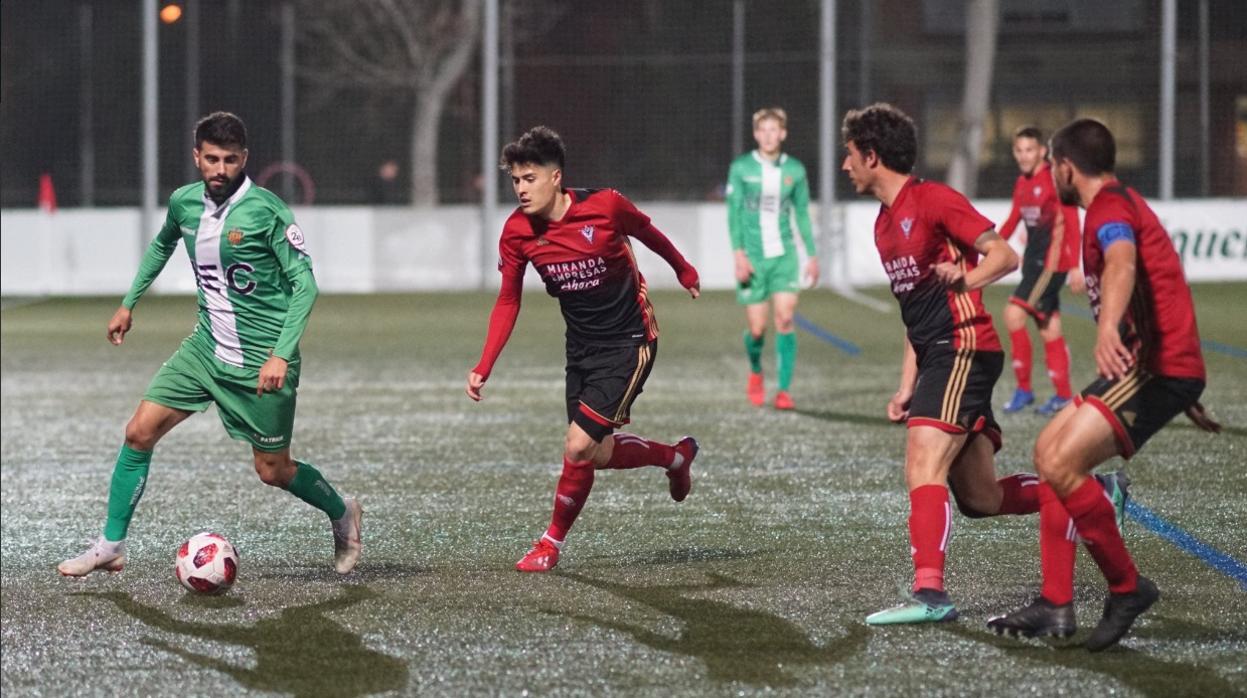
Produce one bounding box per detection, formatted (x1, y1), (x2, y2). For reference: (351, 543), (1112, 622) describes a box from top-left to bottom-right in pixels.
(1050, 118), (1115, 175)
(840, 103), (917, 174)
(500, 126), (565, 171)
(1013, 125), (1043, 143)
(194, 111), (247, 150)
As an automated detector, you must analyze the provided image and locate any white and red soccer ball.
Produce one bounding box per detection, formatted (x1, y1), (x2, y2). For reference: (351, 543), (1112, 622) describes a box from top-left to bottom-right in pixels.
(174, 532), (239, 594)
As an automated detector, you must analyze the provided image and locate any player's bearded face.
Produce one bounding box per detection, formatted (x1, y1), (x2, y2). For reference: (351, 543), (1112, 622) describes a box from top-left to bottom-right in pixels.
(841, 142), (873, 194)
(510, 163), (561, 217)
(1052, 159), (1079, 206)
(1012, 138), (1044, 175)
(194, 142), (248, 195)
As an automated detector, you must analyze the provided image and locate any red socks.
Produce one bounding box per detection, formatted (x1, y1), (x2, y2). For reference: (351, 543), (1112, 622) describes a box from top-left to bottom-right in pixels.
(1009, 328), (1033, 392)
(996, 473), (1040, 515)
(1038, 483), (1077, 605)
(909, 484), (952, 592)
(1044, 337), (1072, 399)
(1063, 476), (1139, 594)
(545, 458), (595, 543)
(601, 433), (675, 470)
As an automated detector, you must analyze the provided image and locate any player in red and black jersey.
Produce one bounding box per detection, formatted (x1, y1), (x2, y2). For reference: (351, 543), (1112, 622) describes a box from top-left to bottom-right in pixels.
(997, 126), (1084, 416)
(989, 118), (1219, 651)
(466, 126), (702, 572)
(841, 103), (1050, 625)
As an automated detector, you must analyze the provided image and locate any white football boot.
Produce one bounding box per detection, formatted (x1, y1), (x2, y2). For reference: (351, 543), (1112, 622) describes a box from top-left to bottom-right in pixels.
(57, 538), (126, 577)
(331, 497), (363, 574)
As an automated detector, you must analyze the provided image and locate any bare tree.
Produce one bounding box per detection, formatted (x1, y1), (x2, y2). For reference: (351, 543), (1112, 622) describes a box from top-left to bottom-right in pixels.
(299, 0), (482, 205)
(945, 0), (998, 197)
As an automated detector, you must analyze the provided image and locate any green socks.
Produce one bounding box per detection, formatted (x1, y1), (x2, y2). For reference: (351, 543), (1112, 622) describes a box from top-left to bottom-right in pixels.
(776, 331), (797, 391)
(744, 330), (765, 373)
(287, 461), (347, 520)
(104, 445), (152, 542)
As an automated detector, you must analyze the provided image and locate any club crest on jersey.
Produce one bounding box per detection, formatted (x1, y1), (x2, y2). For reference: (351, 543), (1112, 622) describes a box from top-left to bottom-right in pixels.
(227, 228), (245, 245)
(784, 176), (794, 186)
(900, 217), (914, 238)
(580, 225), (596, 244)
(1033, 185), (1042, 197)
(284, 223), (308, 253)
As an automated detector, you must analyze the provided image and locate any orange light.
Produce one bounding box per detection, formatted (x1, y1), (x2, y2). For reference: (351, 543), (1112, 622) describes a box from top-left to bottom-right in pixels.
(160, 4), (183, 24)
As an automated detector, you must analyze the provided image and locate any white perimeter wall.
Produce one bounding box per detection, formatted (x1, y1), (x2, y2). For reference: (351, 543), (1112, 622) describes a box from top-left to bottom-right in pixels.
(2, 199), (1243, 295)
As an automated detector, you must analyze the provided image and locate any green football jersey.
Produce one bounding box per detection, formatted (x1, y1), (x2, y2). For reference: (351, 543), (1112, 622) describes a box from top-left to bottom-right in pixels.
(726, 151), (816, 260)
(122, 177), (317, 371)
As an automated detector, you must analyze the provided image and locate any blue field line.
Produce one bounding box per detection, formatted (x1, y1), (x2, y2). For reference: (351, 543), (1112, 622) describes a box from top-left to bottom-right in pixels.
(1127, 500), (1247, 591)
(794, 313), (861, 356)
(1061, 304), (1247, 359)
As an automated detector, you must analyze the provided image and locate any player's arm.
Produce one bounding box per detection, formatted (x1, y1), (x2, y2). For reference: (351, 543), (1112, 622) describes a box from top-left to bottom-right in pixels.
(791, 164), (819, 286)
(932, 230), (1018, 291)
(887, 336), (918, 423)
(629, 222), (700, 298)
(1044, 208), (1065, 271)
(467, 266), (524, 401)
(998, 199), (1021, 242)
(1062, 204), (1086, 293)
(110, 207), (181, 345)
(726, 161), (753, 284)
(262, 215), (319, 395)
(1092, 223), (1138, 380)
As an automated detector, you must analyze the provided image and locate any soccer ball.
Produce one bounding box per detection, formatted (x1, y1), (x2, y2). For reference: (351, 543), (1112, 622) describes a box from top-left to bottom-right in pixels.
(175, 532), (239, 594)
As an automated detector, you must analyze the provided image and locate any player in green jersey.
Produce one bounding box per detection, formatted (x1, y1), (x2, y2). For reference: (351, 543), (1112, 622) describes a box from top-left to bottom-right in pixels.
(58, 112), (362, 578)
(727, 108), (819, 410)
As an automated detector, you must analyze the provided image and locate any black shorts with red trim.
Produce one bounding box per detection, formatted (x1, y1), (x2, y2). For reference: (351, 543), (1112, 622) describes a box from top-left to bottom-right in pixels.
(1009, 259), (1066, 322)
(908, 346), (1004, 452)
(1076, 369), (1204, 459)
(566, 337), (657, 442)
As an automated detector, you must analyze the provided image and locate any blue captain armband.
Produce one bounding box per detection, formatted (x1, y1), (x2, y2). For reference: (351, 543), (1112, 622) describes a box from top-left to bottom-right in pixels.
(1096, 221), (1135, 249)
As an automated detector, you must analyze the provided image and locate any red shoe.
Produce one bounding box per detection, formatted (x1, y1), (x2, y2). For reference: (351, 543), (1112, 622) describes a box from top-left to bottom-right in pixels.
(774, 391), (795, 410)
(747, 372), (765, 406)
(667, 436), (699, 502)
(515, 537), (560, 572)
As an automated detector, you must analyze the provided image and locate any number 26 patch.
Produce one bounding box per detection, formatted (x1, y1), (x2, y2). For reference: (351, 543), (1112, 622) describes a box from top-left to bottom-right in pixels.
(285, 223), (308, 253)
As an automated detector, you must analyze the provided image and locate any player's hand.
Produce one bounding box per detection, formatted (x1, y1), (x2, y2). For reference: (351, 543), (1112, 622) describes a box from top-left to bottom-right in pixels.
(1185, 401), (1222, 433)
(931, 261), (965, 291)
(466, 371), (487, 402)
(1067, 268), (1086, 294)
(734, 250), (754, 285)
(107, 306), (133, 345)
(677, 266), (701, 299)
(1093, 328), (1134, 380)
(803, 257), (820, 288)
(257, 355), (288, 396)
(886, 388), (912, 423)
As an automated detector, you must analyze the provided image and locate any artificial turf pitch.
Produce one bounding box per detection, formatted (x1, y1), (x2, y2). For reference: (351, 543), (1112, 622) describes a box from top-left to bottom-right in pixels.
(2, 286), (1245, 696)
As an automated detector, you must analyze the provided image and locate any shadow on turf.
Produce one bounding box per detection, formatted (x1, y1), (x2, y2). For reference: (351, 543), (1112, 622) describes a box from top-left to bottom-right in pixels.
(794, 408), (897, 428)
(75, 586), (408, 697)
(939, 617), (1246, 697)
(546, 571), (869, 687)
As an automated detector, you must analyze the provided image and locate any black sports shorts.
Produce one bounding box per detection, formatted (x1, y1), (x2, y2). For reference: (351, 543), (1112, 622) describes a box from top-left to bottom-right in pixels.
(1077, 367), (1204, 459)
(566, 338), (657, 442)
(908, 345), (1003, 452)
(1010, 256), (1066, 322)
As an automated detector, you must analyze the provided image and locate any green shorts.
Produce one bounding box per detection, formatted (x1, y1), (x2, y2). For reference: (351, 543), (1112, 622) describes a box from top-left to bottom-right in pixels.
(736, 253), (800, 305)
(143, 338), (300, 452)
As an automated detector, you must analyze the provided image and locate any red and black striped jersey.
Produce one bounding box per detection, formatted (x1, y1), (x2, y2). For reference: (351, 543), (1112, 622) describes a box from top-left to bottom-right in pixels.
(999, 162), (1081, 271)
(1082, 183), (1205, 380)
(874, 178), (1002, 352)
(499, 188), (657, 346)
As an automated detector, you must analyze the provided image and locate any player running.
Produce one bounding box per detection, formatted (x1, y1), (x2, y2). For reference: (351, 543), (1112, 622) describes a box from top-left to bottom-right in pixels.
(726, 107), (819, 409)
(466, 126), (702, 572)
(998, 126), (1083, 416)
(58, 112), (362, 578)
(838, 103), (1129, 625)
(988, 119), (1218, 651)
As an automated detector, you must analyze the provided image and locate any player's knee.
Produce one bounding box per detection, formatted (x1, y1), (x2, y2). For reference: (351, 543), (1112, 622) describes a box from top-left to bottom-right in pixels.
(253, 453), (293, 487)
(123, 419), (159, 451)
(774, 316), (794, 333)
(951, 489), (992, 518)
(1033, 442), (1075, 488)
(563, 433), (598, 463)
